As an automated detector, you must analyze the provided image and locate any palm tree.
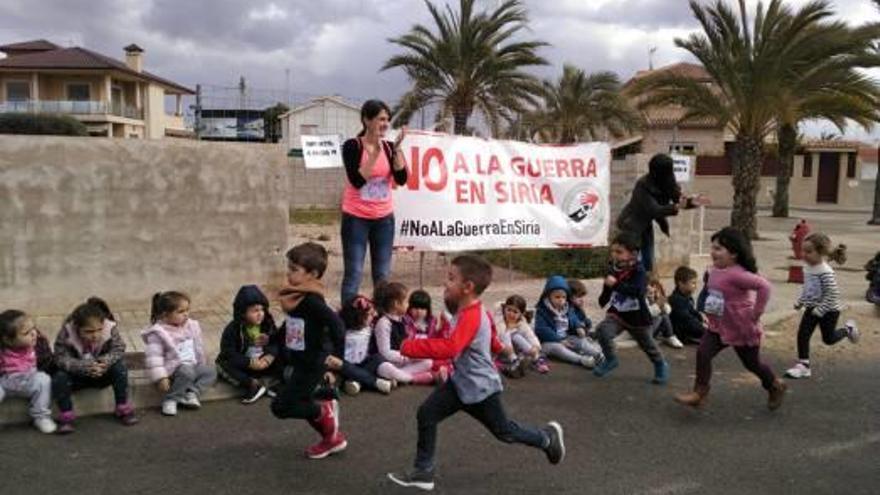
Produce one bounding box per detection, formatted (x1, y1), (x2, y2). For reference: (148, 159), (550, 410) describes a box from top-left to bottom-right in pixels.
(771, 8), (880, 218)
(383, 0), (547, 136)
(631, 0), (868, 238)
(529, 65), (641, 144)
(870, 0), (880, 225)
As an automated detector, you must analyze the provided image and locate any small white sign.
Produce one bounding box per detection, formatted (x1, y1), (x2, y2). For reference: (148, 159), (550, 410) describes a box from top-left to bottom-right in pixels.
(671, 154), (693, 183)
(301, 134), (343, 169)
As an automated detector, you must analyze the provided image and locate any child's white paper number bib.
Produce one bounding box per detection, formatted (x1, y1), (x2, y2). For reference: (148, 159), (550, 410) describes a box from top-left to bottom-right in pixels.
(245, 346), (264, 359)
(704, 290), (725, 316)
(802, 277), (822, 301)
(360, 177), (390, 202)
(176, 338), (197, 364)
(345, 332), (370, 364)
(611, 293), (641, 312)
(285, 316), (306, 351)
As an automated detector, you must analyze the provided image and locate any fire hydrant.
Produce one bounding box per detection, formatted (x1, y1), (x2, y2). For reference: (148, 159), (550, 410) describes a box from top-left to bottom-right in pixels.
(788, 219), (811, 283)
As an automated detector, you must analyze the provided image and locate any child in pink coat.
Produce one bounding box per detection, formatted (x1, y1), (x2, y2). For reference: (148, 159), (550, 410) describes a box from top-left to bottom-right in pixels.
(675, 227), (787, 411)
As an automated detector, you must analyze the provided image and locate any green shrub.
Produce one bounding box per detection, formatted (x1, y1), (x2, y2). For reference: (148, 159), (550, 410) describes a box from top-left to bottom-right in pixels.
(0, 113), (88, 136)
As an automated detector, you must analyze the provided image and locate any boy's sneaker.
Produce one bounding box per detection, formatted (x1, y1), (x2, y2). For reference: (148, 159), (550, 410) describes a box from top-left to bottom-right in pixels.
(845, 320), (860, 343)
(343, 381), (361, 396)
(387, 469), (435, 491)
(33, 417), (57, 434)
(115, 403), (138, 426)
(768, 379), (788, 411)
(242, 385), (268, 404)
(543, 421), (565, 465)
(663, 335), (685, 349)
(375, 378), (393, 395)
(532, 357), (551, 374)
(579, 356), (595, 369)
(652, 360), (669, 385)
(592, 356), (619, 377)
(56, 411), (75, 434)
(179, 391), (202, 409)
(306, 433), (348, 460)
(161, 400), (178, 416)
(784, 362), (811, 379)
(316, 400), (340, 438)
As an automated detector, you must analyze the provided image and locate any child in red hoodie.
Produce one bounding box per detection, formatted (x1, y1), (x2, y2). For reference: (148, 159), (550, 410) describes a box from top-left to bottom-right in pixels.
(387, 255), (565, 491)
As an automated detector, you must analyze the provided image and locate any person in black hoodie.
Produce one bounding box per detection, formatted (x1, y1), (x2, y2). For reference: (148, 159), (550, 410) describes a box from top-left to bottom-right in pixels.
(616, 154), (701, 273)
(216, 285), (281, 404)
(270, 242), (347, 460)
(668, 266), (707, 345)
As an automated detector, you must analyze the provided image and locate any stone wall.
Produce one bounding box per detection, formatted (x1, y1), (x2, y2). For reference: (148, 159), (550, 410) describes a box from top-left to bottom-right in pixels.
(0, 136), (289, 315)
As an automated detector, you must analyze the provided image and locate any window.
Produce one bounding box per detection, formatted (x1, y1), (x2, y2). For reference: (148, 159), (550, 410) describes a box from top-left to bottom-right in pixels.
(847, 152), (857, 178)
(803, 153), (813, 177)
(66, 83), (91, 101)
(300, 124), (319, 135)
(5, 81), (30, 102)
(669, 143), (697, 155)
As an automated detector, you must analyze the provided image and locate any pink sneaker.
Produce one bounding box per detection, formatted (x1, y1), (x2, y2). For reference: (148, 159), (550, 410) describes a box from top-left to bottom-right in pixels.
(533, 357), (551, 374)
(115, 403), (139, 426)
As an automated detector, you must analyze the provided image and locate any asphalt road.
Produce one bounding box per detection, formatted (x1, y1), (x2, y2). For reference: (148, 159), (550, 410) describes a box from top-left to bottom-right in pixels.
(2, 343), (878, 495)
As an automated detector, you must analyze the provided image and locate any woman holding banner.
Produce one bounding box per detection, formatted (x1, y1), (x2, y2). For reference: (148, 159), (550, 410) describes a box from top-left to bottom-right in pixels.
(339, 100), (408, 304)
(617, 153), (701, 274)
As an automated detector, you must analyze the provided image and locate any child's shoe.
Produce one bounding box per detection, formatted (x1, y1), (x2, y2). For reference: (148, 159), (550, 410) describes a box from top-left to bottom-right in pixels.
(316, 400), (340, 438)
(306, 432), (348, 460)
(56, 411), (75, 434)
(652, 360), (669, 385)
(767, 379), (788, 411)
(592, 356), (618, 377)
(845, 320), (860, 343)
(375, 378), (393, 395)
(242, 384), (268, 404)
(784, 362), (811, 379)
(578, 355), (596, 369)
(388, 469), (435, 491)
(179, 391), (202, 409)
(161, 399), (178, 416)
(115, 403), (139, 426)
(675, 385), (709, 408)
(532, 356), (551, 374)
(343, 380), (361, 396)
(662, 335), (685, 349)
(542, 421), (565, 465)
(33, 417), (57, 434)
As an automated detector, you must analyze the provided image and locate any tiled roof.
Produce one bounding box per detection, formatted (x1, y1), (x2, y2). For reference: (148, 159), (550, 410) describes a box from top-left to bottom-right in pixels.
(800, 139), (861, 151)
(0, 45), (193, 94)
(858, 145), (878, 163)
(0, 39), (60, 52)
(626, 62), (712, 87)
(641, 105), (721, 128)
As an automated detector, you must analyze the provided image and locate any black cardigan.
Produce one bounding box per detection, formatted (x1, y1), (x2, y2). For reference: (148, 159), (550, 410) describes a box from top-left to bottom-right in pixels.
(342, 137), (408, 189)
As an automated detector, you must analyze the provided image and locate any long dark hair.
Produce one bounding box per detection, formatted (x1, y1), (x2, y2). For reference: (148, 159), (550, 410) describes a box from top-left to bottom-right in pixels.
(407, 290), (433, 320)
(711, 227), (758, 273)
(358, 99), (391, 137)
(67, 297), (115, 330)
(647, 153), (681, 204)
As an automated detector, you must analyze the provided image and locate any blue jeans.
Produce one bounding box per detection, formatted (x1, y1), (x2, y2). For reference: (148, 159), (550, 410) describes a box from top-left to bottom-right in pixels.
(341, 212), (395, 304)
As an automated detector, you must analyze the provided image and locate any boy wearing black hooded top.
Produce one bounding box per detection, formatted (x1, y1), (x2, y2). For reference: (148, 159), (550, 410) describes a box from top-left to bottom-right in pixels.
(216, 285), (281, 404)
(270, 242), (347, 460)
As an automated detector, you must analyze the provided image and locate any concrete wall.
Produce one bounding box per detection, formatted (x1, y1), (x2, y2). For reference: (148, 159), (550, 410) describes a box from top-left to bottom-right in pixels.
(0, 136), (289, 315)
(289, 156), (346, 209)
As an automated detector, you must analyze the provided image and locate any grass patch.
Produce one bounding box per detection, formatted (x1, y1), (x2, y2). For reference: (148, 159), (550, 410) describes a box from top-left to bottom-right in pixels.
(481, 247), (610, 279)
(290, 208), (340, 225)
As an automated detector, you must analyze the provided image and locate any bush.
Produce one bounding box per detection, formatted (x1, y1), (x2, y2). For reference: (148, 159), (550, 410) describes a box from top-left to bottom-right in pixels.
(481, 246), (610, 280)
(0, 113), (88, 136)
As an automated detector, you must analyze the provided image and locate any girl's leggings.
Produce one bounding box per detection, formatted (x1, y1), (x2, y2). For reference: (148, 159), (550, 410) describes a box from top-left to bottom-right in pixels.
(695, 331), (776, 389)
(377, 359), (434, 384)
(797, 310), (847, 360)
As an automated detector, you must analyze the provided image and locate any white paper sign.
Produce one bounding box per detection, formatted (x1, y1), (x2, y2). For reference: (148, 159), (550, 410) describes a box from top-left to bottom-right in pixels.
(301, 134), (343, 169)
(671, 154), (693, 183)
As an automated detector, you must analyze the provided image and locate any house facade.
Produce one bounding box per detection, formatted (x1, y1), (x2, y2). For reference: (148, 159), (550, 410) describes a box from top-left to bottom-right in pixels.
(278, 95), (361, 155)
(0, 40), (193, 138)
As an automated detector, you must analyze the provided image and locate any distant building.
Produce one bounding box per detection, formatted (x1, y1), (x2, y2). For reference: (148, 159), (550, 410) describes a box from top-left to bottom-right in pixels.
(0, 39), (194, 138)
(278, 95), (361, 155)
(197, 109), (264, 142)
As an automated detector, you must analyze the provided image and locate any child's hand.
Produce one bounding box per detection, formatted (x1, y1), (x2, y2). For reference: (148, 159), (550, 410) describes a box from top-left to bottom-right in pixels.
(324, 355), (343, 370)
(700, 313), (709, 325)
(576, 327), (586, 338)
(562, 339), (575, 350)
(323, 371), (337, 387)
(502, 345), (515, 358)
(157, 378), (171, 393)
(260, 355), (275, 367)
(793, 302), (803, 310)
(87, 362), (106, 377)
(604, 275), (617, 287)
(249, 358), (263, 370)
(255, 334), (270, 346)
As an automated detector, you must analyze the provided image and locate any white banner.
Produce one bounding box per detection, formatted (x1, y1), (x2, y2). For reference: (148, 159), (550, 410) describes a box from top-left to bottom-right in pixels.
(301, 134), (343, 169)
(392, 131), (611, 251)
(671, 154), (693, 183)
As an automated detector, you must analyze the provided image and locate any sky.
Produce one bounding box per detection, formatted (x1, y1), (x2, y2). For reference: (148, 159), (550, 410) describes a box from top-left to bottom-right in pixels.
(2, 0), (880, 141)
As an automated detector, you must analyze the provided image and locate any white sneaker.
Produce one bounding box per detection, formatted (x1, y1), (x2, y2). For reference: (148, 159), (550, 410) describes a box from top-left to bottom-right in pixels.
(663, 335), (685, 349)
(179, 391), (202, 410)
(33, 417), (57, 434)
(579, 356), (595, 368)
(785, 362), (812, 379)
(343, 380), (361, 395)
(161, 400), (178, 416)
(375, 378), (393, 395)
(614, 333), (638, 349)
(845, 320), (860, 343)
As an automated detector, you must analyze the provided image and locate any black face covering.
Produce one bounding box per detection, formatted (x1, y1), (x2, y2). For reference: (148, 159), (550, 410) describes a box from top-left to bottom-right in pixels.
(648, 154), (681, 204)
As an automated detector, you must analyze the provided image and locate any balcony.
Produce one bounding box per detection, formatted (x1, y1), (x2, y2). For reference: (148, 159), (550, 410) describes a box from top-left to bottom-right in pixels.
(0, 100), (144, 120)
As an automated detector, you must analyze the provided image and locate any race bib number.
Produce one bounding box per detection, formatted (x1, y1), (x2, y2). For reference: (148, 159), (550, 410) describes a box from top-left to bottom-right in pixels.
(176, 339), (196, 364)
(360, 177), (390, 202)
(704, 290), (726, 316)
(285, 316), (306, 351)
(245, 346), (264, 359)
(345, 332), (370, 364)
(802, 277), (822, 301)
(611, 293), (641, 312)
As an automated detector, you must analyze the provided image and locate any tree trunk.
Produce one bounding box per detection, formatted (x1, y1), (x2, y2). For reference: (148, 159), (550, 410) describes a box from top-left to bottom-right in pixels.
(772, 123), (797, 218)
(870, 146), (880, 225)
(453, 107), (470, 135)
(730, 135), (763, 239)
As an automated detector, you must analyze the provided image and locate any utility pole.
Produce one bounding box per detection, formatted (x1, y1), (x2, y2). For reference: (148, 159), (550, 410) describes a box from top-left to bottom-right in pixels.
(194, 84), (202, 140)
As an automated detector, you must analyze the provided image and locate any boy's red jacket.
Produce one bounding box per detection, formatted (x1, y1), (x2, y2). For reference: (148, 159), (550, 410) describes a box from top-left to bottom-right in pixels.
(401, 301), (503, 360)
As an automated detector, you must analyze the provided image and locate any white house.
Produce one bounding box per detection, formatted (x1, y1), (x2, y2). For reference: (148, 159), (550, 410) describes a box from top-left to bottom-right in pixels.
(279, 95), (361, 154)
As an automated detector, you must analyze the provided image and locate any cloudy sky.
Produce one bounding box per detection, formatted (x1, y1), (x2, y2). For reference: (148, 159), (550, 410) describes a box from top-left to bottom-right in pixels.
(2, 0), (880, 140)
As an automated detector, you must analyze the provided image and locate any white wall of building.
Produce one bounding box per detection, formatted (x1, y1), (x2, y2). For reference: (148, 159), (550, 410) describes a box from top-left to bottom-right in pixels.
(282, 98), (361, 152)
